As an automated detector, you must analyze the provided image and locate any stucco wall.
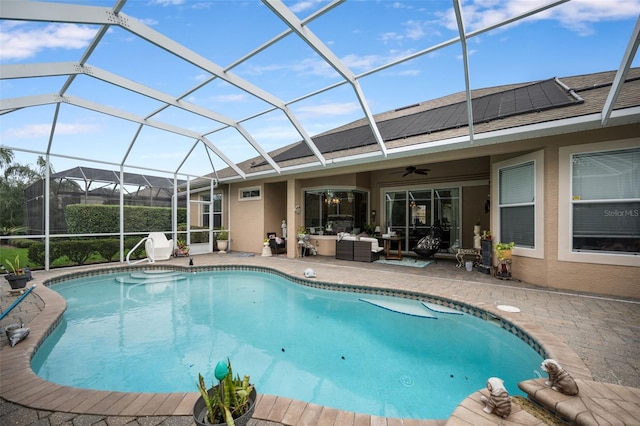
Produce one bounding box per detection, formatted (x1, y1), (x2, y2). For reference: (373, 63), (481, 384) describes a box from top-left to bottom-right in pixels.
(220, 124), (638, 298)
(499, 128), (639, 299)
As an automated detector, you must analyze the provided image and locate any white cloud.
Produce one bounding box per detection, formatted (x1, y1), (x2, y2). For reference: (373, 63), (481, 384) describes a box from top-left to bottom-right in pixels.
(391, 2), (413, 10)
(379, 32), (404, 44)
(294, 102), (361, 118)
(395, 69), (421, 77)
(289, 0), (327, 14)
(137, 17), (158, 26)
(439, 0), (640, 35)
(211, 94), (248, 103)
(3, 122), (102, 139)
(0, 22), (98, 60)
(150, 0), (185, 6)
(404, 20), (427, 41)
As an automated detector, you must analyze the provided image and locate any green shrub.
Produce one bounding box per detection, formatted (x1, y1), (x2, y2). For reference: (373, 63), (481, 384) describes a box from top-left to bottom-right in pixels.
(13, 238), (36, 248)
(56, 240), (96, 265)
(27, 242), (44, 266)
(65, 204), (187, 234)
(93, 238), (120, 262)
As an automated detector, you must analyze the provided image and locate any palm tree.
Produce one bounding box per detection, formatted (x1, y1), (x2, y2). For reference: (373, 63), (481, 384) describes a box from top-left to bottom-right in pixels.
(0, 147), (14, 169)
(0, 148), (40, 230)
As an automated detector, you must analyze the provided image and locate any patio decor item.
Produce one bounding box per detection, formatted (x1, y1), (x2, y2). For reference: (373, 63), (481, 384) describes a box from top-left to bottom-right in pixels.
(3, 255), (29, 289)
(194, 359), (256, 426)
(144, 232), (174, 262)
(541, 359), (579, 396)
(494, 241), (515, 279)
(5, 321), (30, 347)
(374, 257), (432, 268)
(480, 377), (512, 419)
(216, 227), (229, 253)
(413, 225), (442, 262)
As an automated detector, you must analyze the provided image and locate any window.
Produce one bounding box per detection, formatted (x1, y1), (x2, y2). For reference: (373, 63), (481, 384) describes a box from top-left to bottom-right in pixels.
(559, 139), (638, 266)
(239, 186), (261, 200)
(499, 161), (535, 248)
(570, 146), (639, 254)
(302, 189), (368, 235)
(493, 150), (544, 259)
(201, 193), (222, 229)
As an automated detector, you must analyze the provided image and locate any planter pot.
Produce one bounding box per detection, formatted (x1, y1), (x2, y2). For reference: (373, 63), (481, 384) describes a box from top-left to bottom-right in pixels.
(216, 240), (228, 253)
(193, 388), (257, 426)
(497, 249), (512, 261)
(5, 274), (28, 289)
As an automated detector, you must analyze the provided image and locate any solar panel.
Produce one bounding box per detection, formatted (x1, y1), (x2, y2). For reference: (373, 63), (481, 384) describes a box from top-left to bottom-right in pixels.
(259, 78), (580, 164)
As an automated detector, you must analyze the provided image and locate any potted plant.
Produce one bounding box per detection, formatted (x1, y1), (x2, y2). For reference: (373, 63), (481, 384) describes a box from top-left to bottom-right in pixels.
(175, 238), (190, 257)
(3, 255), (29, 289)
(474, 219), (481, 236)
(194, 359), (256, 426)
(494, 241), (515, 261)
(363, 223), (376, 236)
(216, 227), (229, 253)
(297, 225), (307, 240)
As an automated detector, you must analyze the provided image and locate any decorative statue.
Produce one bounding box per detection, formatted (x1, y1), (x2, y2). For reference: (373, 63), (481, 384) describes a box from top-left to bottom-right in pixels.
(480, 377), (512, 419)
(473, 225), (481, 249)
(5, 321), (30, 347)
(281, 219), (287, 239)
(541, 359), (579, 395)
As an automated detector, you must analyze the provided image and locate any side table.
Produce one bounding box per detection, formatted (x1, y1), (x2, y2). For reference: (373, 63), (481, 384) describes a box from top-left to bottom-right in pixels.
(455, 248), (481, 268)
(381, 236), (402, 260)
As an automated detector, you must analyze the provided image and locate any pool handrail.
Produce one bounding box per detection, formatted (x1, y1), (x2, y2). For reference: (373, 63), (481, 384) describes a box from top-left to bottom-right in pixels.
(126, 236), (152, 265)
(0, 284), (37, 322)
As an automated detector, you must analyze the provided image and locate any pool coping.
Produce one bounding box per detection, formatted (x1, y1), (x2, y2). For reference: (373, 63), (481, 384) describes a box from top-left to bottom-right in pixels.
(0, 262), (592, 421)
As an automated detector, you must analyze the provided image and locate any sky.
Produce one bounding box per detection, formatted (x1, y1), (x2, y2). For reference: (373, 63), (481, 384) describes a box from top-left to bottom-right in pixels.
(0, 0), (639, 180)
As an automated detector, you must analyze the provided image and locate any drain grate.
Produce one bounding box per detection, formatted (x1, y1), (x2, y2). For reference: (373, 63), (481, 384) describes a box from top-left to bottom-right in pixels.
(511, 396), (568, 425)
(399, 375), (415, 387)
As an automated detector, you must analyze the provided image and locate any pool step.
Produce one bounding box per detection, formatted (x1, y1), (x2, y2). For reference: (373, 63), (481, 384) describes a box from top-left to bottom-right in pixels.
(129, 270), (184, 279)
(359, 298), (464, 318)
(359, 298), (438, 318)
(115, 270), (187, 285)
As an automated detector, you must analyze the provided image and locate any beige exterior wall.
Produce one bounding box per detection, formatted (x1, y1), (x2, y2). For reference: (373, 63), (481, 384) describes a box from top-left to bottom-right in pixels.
(209, 123), (638, 298)
(490, 126), (639, 298)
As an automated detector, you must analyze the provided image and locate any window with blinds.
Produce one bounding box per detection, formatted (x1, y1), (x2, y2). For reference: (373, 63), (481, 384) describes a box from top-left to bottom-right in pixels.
(499, 161), (535, 248)
(571, 147), (640, 253)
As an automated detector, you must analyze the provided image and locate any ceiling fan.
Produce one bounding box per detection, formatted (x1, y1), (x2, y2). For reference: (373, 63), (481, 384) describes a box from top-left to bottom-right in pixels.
(394, 166), (430, 177)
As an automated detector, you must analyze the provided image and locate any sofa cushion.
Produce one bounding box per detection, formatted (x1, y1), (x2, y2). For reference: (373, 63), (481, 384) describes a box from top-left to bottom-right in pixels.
(339, 234), (383, 252)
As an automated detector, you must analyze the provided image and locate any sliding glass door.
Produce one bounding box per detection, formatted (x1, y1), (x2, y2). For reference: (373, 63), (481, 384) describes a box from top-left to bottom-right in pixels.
(384, 187), (460, 253)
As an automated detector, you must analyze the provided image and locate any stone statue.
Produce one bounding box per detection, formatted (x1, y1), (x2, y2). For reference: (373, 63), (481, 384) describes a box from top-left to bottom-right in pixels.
(480, 377), (512, 418)
(473, 225), (481, 249)
(281, 219), (287, 239)
(541, 359), (579, 395)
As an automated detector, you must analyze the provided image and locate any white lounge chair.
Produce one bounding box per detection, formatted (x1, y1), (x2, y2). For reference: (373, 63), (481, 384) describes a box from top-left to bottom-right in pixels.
(145, 232), (173, 262)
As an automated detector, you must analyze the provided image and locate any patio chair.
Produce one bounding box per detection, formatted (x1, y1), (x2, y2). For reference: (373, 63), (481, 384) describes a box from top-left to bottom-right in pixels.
(145, 232), (173, 262)
(413, 225), (442, 262)
(267, 232), (286, 255)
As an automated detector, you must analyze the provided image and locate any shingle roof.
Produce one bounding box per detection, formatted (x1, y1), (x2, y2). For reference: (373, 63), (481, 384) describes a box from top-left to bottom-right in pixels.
(222, 68), (640, 179)
(253, 77), (584, 166)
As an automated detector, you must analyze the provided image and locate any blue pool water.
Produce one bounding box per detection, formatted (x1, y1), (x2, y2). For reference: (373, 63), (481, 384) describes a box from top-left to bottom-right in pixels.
(32, 270), (543, 419)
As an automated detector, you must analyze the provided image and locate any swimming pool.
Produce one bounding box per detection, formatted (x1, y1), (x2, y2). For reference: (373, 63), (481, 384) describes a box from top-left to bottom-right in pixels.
(32, 268), (544, 419)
